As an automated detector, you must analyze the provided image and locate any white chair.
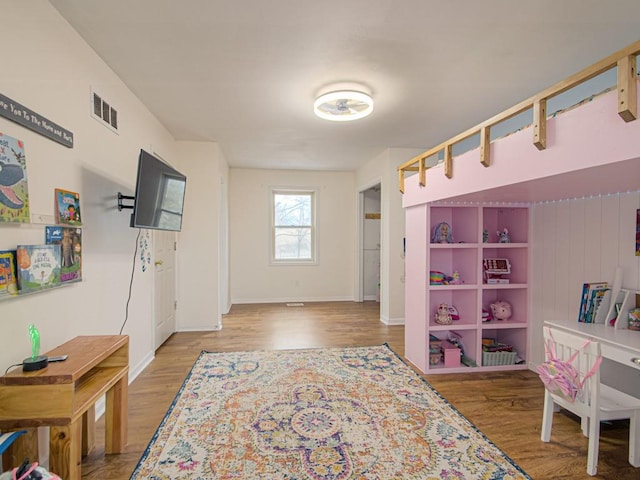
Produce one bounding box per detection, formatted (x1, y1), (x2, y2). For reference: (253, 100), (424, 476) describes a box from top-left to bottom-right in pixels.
(539, 326), (640, 476)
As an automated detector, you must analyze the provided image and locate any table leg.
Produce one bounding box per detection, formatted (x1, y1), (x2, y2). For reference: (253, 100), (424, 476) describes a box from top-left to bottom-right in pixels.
(50, 418), (82, 480)
(82, 405), (96, 456)
(105, 375), (128, 454)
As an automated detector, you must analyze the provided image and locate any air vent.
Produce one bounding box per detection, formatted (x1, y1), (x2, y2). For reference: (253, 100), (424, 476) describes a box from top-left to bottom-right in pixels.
(91, 89), (119, 133)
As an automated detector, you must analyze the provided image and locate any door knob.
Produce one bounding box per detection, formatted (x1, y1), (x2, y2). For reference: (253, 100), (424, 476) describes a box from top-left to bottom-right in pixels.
(154, 260), (163, 266)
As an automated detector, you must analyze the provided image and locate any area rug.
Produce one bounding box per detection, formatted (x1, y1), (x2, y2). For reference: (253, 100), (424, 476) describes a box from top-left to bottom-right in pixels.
(130, 345), (530, 479)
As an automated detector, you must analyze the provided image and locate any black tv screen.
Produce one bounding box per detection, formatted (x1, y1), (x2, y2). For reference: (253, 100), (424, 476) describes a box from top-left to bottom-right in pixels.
(130, 149), (187, 231)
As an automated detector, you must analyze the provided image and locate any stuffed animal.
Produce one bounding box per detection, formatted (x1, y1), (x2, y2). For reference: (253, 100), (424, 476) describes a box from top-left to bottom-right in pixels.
(497, 228), (511, 243)
(490, 300), (512, 320)
(435, 303), (453, 325)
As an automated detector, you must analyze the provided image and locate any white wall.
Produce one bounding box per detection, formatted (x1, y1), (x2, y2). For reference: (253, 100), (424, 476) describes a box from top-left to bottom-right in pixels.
(356, 147), (424, 324)
(174, 141), (228, 331)
(229, 168), (355, 303)
(530, 191), (640, 394)
(0, 2), (225, 377)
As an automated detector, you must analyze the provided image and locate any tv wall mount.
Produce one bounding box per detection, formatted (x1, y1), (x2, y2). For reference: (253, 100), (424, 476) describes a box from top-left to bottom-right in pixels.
(117, 192), (135, 211)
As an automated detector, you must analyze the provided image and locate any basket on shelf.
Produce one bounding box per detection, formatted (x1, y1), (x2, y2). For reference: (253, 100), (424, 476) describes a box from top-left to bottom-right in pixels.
(482, 350), (518, 366)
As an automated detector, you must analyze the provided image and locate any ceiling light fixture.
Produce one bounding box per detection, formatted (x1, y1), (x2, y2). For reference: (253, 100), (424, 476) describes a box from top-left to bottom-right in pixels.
(314, 88), (374, 122)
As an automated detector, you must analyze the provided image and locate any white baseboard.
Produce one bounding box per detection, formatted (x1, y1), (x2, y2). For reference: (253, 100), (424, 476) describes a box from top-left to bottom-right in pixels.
(231, 296), (354, 304)
(178, 324), (222, 332)
(381, 315), (405, 326)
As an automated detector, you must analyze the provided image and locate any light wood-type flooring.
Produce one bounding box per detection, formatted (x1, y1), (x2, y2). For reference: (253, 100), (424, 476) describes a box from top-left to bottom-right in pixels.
(80, 301), (638, 479)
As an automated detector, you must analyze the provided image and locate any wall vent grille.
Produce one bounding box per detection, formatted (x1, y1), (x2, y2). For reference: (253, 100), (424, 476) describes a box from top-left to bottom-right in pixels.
(91, 89), (119, 133)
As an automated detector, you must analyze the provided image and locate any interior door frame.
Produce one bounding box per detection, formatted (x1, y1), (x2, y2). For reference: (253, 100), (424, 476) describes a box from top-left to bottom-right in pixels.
(355, 178), (382, 302)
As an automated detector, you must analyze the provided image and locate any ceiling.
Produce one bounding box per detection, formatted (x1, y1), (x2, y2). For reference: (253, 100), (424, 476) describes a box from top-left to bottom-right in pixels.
(49, 0), (640, 172)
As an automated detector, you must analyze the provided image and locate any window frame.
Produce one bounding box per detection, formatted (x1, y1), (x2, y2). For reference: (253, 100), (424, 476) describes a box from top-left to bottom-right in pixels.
(269, 187), (317, 265)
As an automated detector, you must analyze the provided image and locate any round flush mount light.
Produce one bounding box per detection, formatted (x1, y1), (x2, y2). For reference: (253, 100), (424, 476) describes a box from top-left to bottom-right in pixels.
(314, 87), (374, 122)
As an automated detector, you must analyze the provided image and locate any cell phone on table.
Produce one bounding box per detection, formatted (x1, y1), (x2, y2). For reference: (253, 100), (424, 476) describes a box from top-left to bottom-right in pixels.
(48, 355), (68, 362)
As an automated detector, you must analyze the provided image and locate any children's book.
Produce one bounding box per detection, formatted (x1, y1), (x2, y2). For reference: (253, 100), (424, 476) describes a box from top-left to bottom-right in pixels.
(578, 282), (608, 323)
(45, 226), (82, 283)
(54, 188), (82, 225)
(16, 244), (61, 293)
(585, 287), (609, 323)
(0, 250), (18, 297)
(0, 132), (30, 223)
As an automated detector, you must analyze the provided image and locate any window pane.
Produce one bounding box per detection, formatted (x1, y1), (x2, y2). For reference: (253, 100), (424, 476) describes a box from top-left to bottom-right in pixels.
(275, 227), (311, 259)
(274, 194), (311, 226)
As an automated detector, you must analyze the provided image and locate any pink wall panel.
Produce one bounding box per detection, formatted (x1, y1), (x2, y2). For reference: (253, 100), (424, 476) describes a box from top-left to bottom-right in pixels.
(402, 81), (640, 207)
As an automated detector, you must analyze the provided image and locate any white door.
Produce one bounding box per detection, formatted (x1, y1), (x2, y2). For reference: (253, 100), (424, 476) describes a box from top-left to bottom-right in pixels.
(154, 230), (176, 349)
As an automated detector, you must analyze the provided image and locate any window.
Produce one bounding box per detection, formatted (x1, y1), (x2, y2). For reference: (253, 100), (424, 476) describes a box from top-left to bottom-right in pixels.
(271, 189), (316, 263)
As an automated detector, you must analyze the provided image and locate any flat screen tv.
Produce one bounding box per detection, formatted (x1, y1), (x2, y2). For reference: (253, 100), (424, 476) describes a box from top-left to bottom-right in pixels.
(130, 149), (187, 232)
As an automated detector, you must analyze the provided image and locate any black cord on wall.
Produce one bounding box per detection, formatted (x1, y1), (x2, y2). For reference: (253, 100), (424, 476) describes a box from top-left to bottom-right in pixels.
(119, 228), (141, 335)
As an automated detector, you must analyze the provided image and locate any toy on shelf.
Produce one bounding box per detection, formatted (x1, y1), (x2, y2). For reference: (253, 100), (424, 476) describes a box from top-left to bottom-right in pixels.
(482, 308), (493, 322)
(490, 300), (512, 321)
(429, 270), (444, 285)
(432, 222), (453, 244)
(449, 271), (463, 285)
(430, 270), (463, 285)
(483, 258), (511, 284)
(628, 308), (640, 331)
(446, 304), (460, 321)
(435, 303), (453, 325)
(483, 229), (489, 243)
(497, 228), (511, 243)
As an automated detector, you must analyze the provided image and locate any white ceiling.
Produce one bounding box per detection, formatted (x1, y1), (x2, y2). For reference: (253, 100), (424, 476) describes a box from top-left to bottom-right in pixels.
(49, 0), (640, 172)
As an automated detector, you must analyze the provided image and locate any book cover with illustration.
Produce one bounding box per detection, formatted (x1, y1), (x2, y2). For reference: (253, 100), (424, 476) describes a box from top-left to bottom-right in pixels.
(54, 188), (82, 225)
(0, 132), (30, 223)
(16, 244), (61, 293)
(0, 250), (18, 297)
(45, 226), (82, 283)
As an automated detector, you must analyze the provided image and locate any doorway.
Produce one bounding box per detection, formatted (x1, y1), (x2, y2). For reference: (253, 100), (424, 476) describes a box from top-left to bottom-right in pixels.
(362, 184), (381, 303)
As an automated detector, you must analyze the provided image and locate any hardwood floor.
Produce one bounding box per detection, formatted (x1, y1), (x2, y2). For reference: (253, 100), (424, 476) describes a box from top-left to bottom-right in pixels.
(80, 301), (637, 479)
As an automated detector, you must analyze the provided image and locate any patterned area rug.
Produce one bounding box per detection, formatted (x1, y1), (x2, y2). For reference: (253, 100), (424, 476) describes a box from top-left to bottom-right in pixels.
(131, 345), (530, 479)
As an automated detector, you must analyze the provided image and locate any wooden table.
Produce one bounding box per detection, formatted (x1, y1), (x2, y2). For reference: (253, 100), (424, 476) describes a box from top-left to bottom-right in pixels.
(0, 335), (129, 480)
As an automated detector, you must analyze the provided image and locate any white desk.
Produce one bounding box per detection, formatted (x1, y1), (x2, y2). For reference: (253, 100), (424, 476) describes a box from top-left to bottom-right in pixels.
(544, 319), (640, 371)
(544, 319), (640, 469)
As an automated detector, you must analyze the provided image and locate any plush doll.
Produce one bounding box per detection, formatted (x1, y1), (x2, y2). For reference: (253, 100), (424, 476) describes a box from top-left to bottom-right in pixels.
(432, 222), (453, 243)
(497, 228), (511, 243)
(449, 271), (463, 285)
(490, 300), (512, 320)
(435, 303), (453, 325)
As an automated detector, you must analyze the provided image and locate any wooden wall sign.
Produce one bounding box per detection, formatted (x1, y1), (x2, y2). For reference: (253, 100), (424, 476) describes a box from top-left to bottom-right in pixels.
(0, 93), (73, 148)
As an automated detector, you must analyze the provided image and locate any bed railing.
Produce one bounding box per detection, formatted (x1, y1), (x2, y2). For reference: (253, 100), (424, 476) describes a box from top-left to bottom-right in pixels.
(397, 40), (640, 193)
